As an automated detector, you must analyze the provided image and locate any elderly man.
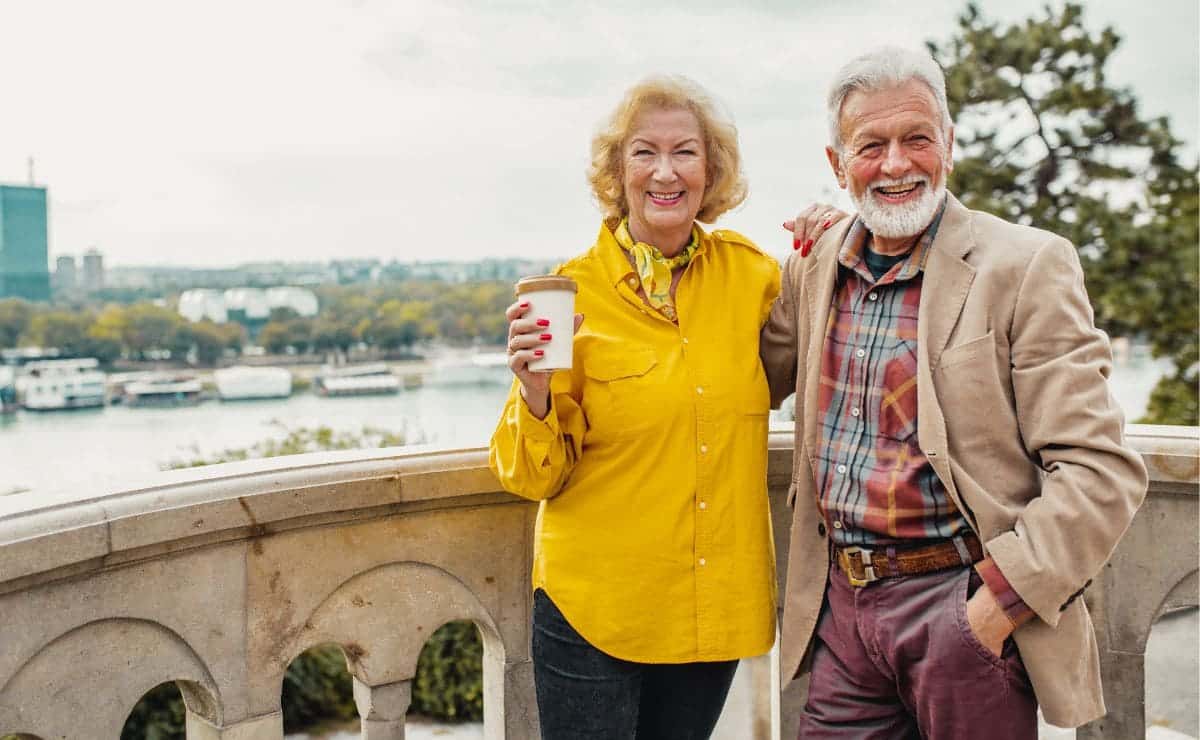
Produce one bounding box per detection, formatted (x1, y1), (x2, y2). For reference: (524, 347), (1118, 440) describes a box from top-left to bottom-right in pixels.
(762, 46), (1148, 738)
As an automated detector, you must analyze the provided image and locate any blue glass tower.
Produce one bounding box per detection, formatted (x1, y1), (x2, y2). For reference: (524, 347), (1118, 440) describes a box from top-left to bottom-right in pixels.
(0, 185), (50, 301)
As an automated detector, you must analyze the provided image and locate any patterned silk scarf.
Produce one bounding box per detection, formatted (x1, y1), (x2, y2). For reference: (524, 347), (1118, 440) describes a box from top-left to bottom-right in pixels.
(613, 219), (700, 319)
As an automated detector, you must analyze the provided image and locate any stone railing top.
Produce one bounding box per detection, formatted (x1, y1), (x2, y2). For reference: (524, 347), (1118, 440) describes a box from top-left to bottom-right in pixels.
(1, 424), (1195, 594)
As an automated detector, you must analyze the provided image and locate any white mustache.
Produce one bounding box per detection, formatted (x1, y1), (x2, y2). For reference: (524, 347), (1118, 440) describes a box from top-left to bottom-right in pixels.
(870, 176), (930, 191)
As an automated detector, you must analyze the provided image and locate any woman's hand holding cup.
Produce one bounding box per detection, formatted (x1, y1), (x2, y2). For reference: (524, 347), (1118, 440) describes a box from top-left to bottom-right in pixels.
(505, 300), (583, 420)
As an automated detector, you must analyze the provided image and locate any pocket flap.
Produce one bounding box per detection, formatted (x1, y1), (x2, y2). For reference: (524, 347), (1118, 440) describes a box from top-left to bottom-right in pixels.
(938, 330), (995, 370)
(583, 347), (657, 381)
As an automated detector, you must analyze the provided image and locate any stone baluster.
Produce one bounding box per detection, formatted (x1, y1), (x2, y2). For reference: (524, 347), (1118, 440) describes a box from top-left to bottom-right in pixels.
(353, 677), (413, 740)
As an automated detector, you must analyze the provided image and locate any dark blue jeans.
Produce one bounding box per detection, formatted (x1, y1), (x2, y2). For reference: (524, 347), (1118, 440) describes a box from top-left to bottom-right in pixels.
(532, 588), (739, 739)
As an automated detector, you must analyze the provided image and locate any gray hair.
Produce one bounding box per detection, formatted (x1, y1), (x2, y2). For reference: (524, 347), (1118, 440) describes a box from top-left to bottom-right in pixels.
(826, 46), (953, 153)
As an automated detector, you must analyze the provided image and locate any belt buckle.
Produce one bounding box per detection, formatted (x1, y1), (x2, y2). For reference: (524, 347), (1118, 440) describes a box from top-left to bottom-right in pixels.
(841, 546), (877, 587)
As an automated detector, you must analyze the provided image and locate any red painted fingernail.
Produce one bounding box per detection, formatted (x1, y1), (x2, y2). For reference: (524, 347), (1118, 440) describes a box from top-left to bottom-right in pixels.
(519, 301), (529, 308)
(793, 237), (801, 251)
(802, 242), (813, 258)
(822, 220), (832, 229)
(539, 333), (552, 340)
(534, 349), (544, 357)
(536, 319), (549, 327)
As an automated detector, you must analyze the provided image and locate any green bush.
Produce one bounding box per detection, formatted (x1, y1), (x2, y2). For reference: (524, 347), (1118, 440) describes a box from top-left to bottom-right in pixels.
(120, 682), (186, 740)
(281, 645), (359, 732)
(412, 621), (484, 721)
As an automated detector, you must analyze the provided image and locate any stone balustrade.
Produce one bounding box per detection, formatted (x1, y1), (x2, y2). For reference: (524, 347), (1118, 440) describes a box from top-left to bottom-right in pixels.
(0, 425), (1195, 739)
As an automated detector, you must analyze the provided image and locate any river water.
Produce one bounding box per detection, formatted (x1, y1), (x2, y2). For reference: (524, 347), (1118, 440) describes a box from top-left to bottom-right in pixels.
(0, 356), (1172, 496)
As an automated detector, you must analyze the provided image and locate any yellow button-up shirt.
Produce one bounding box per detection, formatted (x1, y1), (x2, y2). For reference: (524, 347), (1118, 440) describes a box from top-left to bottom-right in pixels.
(489, 221), (781, 663)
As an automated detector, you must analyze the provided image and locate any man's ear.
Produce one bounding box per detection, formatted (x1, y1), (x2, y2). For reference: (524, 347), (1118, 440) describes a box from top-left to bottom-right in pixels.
(944, 125), (955, 175)
(825, 146), (848, 189)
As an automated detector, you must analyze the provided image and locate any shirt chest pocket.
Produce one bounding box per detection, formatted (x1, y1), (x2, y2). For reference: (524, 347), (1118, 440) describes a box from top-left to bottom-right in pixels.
(581, 346), (659, 440)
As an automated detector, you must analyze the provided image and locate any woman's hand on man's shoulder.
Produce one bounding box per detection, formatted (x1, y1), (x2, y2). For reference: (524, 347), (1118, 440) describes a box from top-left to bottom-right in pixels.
(783, 203), (850, 258)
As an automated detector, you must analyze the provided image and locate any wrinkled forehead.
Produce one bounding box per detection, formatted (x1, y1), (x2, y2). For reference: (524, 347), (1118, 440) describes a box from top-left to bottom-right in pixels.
(839, 80), (943, 141)
(626, 106), (704, 145)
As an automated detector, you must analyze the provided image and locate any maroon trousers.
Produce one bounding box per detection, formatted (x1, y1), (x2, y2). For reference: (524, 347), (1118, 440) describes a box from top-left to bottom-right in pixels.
(798, 562), (1037, 739)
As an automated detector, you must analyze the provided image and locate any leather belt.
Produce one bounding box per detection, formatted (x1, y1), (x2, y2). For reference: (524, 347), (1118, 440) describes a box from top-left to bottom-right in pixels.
(835, 533), (984, 588)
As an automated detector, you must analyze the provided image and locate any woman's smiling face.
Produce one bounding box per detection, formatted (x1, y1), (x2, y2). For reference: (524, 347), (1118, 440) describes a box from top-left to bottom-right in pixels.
(622, 107), (707, 253)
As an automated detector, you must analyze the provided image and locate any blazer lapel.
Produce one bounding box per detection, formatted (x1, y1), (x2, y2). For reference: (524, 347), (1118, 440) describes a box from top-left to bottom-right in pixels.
(916, 194), (976, 506)
(801, 220), (850, 473)
(919, 194), (977, 373)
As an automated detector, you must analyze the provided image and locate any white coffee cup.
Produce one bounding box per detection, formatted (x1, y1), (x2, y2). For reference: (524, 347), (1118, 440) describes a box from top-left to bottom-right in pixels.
(515, 275), (578, 372)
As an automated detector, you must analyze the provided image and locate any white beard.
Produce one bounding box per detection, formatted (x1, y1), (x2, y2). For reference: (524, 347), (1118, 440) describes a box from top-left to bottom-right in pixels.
(850, 175), (945, 240)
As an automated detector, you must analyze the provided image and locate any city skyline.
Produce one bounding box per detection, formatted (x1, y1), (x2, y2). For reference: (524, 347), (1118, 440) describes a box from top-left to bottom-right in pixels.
(1, 0), (1196, 268)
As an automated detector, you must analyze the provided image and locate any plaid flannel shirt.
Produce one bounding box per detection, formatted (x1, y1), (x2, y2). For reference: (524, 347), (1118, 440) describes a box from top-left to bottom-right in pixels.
(816, 199), (1033, 626)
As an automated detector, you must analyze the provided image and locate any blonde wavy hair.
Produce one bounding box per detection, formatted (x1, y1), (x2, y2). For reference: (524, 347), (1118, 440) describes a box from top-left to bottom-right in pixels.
(588, 75), (747, 225)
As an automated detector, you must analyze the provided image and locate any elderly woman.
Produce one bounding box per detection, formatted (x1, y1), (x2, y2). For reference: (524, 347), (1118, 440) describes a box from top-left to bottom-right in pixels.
(489, 76), (838, 738)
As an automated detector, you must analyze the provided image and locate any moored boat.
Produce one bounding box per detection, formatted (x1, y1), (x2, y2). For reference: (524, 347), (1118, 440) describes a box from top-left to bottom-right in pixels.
(314, 363), (400, 397)
(214, 365), (292, 401)
(17, 358), (107, 411)
(124, 374), (203, 407)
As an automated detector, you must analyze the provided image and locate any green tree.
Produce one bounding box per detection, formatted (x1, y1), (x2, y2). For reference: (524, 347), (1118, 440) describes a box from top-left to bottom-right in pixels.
(122, 303), (185, 360)
(311, 318), (357, 354)
(88, 305), (130, 362)
(930, 2), (1199, 424)
(0, 298), (33, 348)
(259, 320), (295, 354)
(176, 320), (235, 366)
(28, 311), (91, 354)
(365, 299), (428, 350)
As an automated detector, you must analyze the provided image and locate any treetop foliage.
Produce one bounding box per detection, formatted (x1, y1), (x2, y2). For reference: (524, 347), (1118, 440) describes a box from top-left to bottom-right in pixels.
(929, 2), (1198, 425)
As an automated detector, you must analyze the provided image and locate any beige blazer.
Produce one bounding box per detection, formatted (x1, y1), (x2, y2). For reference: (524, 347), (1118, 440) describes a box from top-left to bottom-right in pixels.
(761, 194), (1148, 728)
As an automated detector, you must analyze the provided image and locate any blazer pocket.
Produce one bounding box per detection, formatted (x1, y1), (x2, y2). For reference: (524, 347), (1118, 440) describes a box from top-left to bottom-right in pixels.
(938, 330), (995, 371)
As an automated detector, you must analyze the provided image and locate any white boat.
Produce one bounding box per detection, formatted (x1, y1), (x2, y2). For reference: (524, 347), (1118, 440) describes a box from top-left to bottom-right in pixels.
(214, 365), (292, 401)
(314, 363), (400, 397)
(124, 374), (203, 407)
(17, 358), (107, 411)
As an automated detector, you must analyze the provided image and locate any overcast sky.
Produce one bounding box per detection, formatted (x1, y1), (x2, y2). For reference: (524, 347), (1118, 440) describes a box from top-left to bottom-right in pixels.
(1, 0), (1196, 268)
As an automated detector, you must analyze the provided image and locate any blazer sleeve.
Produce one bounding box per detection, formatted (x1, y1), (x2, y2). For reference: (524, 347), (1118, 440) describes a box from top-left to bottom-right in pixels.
(760, 255), (800, 409)
(983, 237), (1149, 627)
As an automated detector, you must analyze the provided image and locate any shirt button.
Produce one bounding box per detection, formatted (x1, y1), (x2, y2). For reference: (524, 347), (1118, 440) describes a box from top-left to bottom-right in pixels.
(868, 292), (879, 301)
(850, 407), (861, 417)
(699, 501), (707, 510)
(833, 521), (843, 529)
(696, 386), (704, 394)
(698, 558), (707, 566)
(626, 276), (637, 287)
(855, 348), (866, 358)
(817, 522), (826, 537)
(836, 464), (847, 474)
(700, 444), (709, 454)
(682, 337), (689, 345)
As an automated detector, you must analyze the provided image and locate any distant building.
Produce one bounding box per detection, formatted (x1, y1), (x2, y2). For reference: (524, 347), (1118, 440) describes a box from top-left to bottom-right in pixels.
(0, 184), (50, 301)
(54, 255), (77, 294)
(81, 249), (104, 293)
(177, 289), (228, 324)
(178, 286), (319, 338)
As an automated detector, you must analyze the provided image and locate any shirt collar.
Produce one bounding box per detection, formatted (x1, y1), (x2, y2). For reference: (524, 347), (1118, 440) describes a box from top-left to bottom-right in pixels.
(837, 195), (948, 283)
(596, 219), (711, 288)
